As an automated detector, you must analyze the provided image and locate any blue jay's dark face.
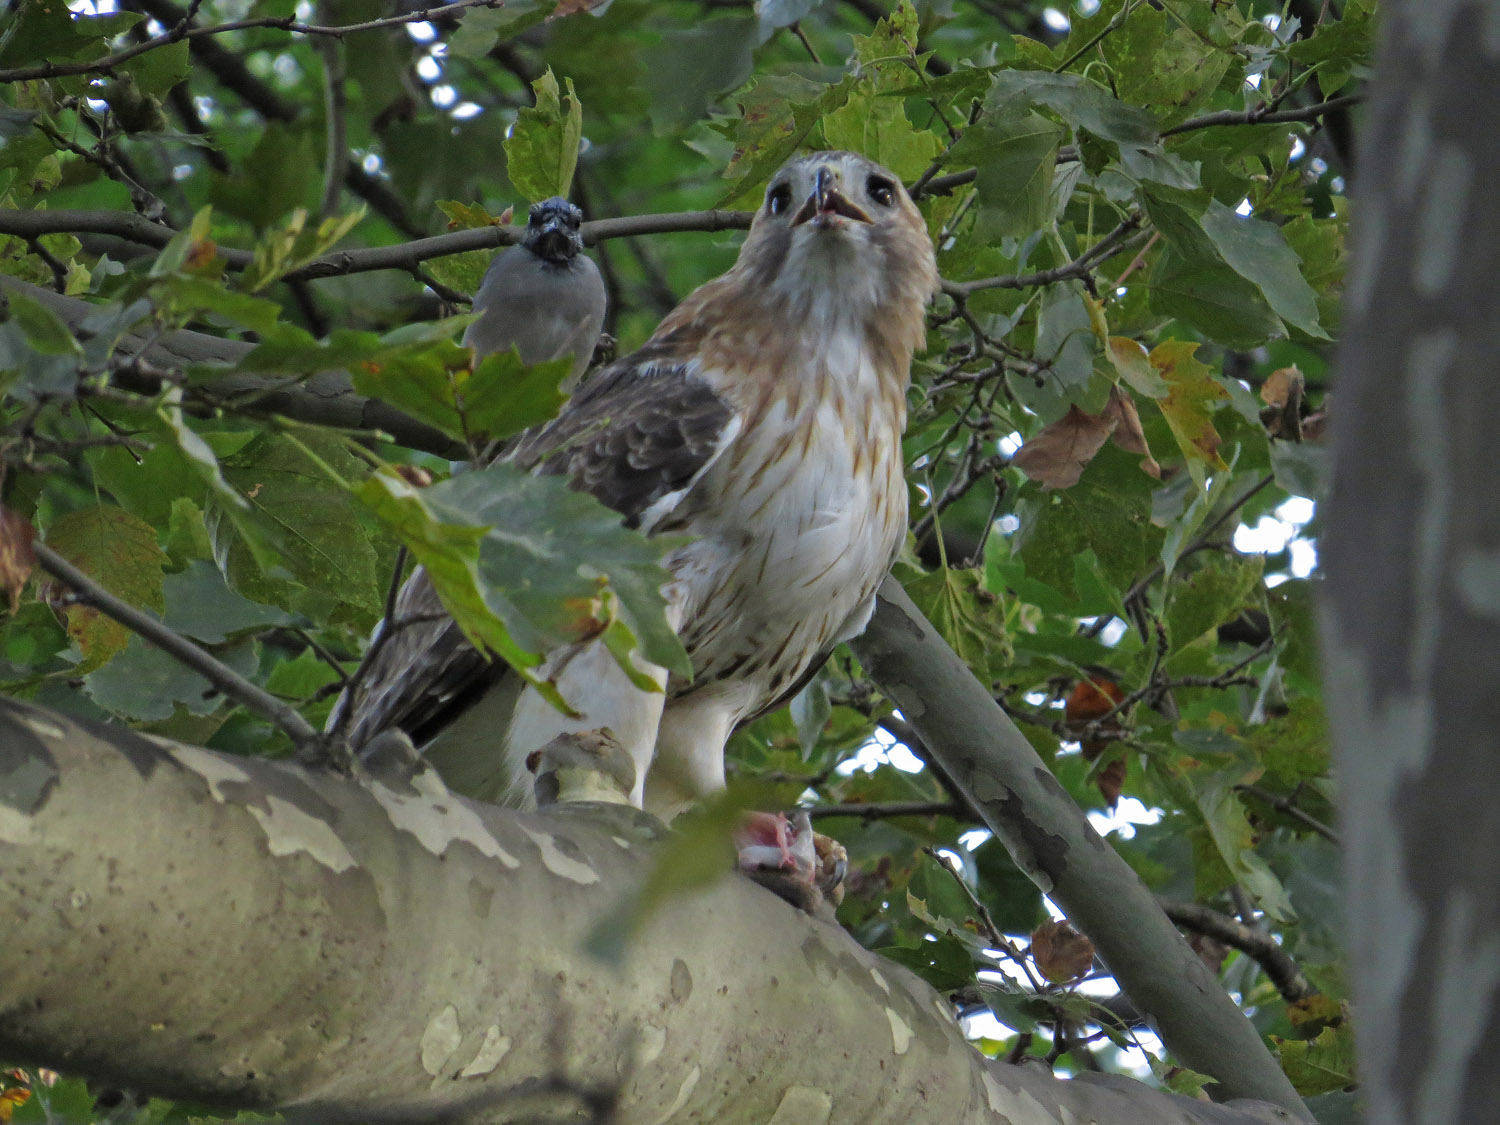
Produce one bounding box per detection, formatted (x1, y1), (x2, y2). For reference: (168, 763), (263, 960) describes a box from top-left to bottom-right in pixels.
(523, 197), (586, 264)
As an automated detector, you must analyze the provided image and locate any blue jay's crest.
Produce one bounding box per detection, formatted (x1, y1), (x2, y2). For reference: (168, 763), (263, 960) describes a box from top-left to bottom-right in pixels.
(524, 197), (586, 263)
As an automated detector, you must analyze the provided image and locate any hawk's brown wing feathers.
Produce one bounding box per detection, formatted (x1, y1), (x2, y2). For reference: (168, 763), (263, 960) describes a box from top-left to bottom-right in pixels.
(332, 354), (736, 752)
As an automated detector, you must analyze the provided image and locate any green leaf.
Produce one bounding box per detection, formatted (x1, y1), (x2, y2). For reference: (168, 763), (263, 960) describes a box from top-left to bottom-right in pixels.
(505, 68), (584, 200)
(1188, 765), (1295, 923)
(877, 933), (976, 991)
(209, 432), (383, 624)
(902, 566), (1011, 682)
(160, 559), (294, 643)
(1165, 553), (1263, 654)
(348, 331), (570, 447)
(953, 110), (1061, 240)
(986, 69), (1157, 147)
(239, 206), (365, 292)
(43, 505), (168, 673)
(1147, 247), (1285, 349)
(208, 122), (317, 229)
(1012, 447), (1163, 602)
(821, 84), (942, 181)
(641, 17), (756, 135)
(1199, 201), (1328, 339)
(720, 74), (855, 203)
(84, 633), (255, 720)
(437, 464), (689, 680)
(1274, 1024), (1357, 1096)
(7, 289), (80, 357)
(121, 38), (190, 96)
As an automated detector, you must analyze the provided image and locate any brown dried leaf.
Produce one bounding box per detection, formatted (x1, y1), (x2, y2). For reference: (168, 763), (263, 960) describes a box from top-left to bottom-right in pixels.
(549, 0), (609, 17)
(1095, 755), (1127, 809)
(1011, 405), (1114, 491)
(0, 507), (37, 615)
(1102, 386), (1162, 479)
(1029, 919), (1095, 984)
(1260, 366), (1305, 408)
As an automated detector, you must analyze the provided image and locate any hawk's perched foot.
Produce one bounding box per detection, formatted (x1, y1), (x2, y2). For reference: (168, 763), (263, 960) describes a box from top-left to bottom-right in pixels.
(735, 810), (847, 919)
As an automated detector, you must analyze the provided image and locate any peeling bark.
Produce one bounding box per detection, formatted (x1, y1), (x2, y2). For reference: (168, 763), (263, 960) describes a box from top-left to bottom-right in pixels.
(1322, 3), (1500, 1123)
(0, 697), (1295, 1125)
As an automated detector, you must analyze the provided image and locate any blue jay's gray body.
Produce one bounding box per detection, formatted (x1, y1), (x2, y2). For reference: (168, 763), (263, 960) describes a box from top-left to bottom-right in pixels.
(462, 197), (606, 386)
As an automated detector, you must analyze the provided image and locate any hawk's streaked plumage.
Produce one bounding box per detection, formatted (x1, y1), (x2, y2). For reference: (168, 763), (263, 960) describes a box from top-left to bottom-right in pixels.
(332, 151), (938, 818)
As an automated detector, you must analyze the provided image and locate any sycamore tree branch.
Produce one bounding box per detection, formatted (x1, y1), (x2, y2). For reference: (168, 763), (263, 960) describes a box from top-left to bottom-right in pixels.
(849, 579), (1313, 1120)
(0, 0), (503, 83)
(1159, 900), (1318, 1004)
(0, 277), (467, 459)
(0, 698), (1290, 1125)
(32, 543), (321, 752)
(0, 209), (757, 283)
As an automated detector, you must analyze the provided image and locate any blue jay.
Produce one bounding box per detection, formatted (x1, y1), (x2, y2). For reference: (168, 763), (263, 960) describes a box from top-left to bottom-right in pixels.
(462, 197), (607, 386)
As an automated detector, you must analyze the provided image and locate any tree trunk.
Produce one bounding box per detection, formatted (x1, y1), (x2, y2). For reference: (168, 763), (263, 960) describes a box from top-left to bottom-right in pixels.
(1321, 2), (1500, 1122)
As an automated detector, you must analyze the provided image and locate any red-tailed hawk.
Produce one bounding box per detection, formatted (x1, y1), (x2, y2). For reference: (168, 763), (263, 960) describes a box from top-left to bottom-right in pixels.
(332, 151), (938, 819)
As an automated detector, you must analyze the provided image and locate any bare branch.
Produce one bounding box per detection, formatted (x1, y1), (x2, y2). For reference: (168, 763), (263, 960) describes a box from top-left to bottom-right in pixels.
(32, 543), (322, 752)
(1160, 94), (1364, 138)
(0, 0), (504, 84)
(1159, 899), (1319, 1004)
(943, 213), (1144, 297)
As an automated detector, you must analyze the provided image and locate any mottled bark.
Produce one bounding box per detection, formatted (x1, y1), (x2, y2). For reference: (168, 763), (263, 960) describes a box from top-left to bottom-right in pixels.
(1321, 3), (1500, 1123)
(0, 698), (1293, 1125)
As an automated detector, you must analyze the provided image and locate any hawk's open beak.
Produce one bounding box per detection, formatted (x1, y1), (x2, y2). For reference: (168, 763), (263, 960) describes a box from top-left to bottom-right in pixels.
(791, 166), (872, 227)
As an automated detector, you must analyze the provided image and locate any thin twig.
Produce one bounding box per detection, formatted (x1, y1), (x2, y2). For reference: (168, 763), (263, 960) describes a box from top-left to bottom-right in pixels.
(1160, 94), (1363, 138)
(911, 452), (1007, 546)
(1235, 784), (1340, 844)
(33, 543), (321, 751)
(1159, 899), (1318, 1003)
(806, 800), (966, 821)
(26, 239), (68, 294)
(943, 213), (1143, 297)
(315, 20), (347, 219)
(924, 847), (1047, 992)
(0, 0), (504, 83)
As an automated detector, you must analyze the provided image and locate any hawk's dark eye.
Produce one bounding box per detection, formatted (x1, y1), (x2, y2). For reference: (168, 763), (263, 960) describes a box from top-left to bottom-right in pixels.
(767, 183), (793, 215)
(867, 176), (896, 207)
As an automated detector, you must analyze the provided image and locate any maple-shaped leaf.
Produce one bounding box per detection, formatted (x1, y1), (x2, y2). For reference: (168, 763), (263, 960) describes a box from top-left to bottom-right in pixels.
(1011, 405), (1114, 490)
(1151, 339), (1229, 490)
(1013, 388), (1160, 490)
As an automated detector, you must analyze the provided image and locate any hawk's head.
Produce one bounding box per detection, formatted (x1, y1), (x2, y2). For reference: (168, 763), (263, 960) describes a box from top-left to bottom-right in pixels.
(736, 151), (938, 331)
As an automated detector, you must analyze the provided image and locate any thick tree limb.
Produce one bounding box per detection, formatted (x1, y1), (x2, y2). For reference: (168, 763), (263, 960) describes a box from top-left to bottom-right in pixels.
(850, 579), (1313, 1120)
(0, 698), (1290, 1125)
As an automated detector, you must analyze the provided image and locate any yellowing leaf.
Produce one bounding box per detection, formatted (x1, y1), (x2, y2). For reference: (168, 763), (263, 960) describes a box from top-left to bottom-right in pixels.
(1106, 335), (1168, 397)
(42, 506), (168, 673)
(1150, 340), (1228, 490)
